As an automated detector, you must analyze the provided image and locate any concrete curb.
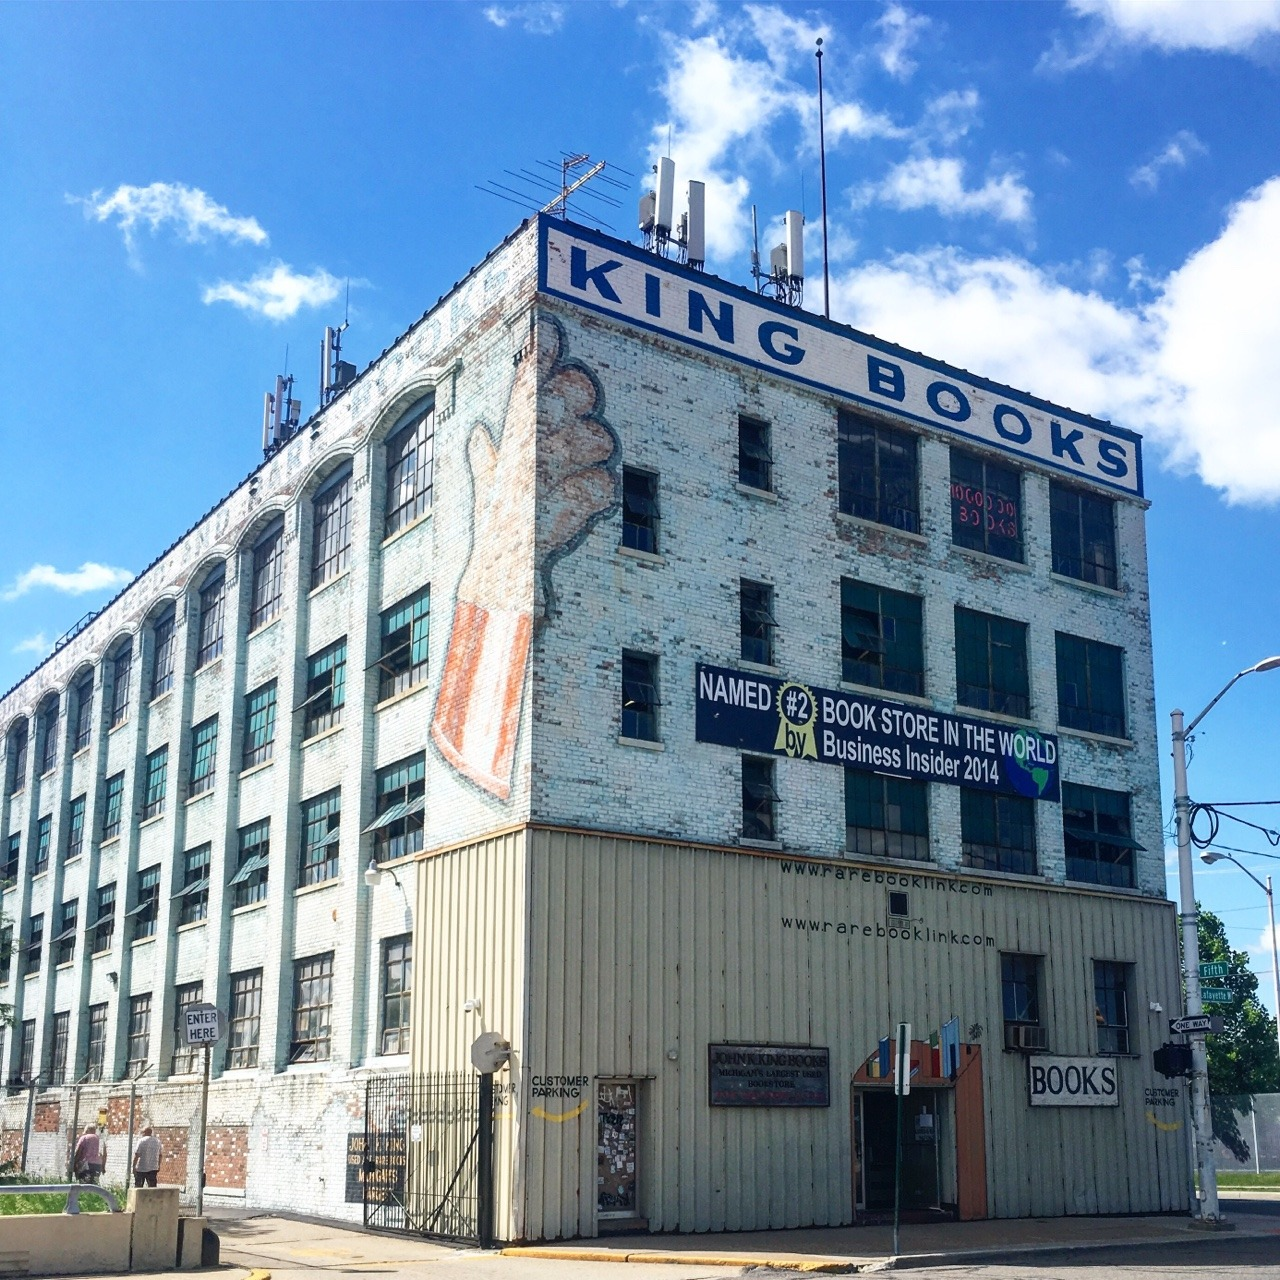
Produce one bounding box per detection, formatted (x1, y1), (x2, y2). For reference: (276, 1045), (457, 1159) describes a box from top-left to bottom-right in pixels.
(501, 1247), (869, 1272)
(504, 1220), (1280, 1273)
(870, 1226), (1275, 1271)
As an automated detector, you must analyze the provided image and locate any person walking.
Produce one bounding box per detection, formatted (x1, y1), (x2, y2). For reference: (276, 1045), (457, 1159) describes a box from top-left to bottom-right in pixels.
(132, 1125), (161, 1188)
(72, 1126), (104, 1184)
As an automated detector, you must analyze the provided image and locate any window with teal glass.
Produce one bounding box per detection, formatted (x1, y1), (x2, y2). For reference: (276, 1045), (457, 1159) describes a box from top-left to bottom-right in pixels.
(378, 590), (430, 702)
(243, 682), (277, 769)
(190, 717), (218, 796)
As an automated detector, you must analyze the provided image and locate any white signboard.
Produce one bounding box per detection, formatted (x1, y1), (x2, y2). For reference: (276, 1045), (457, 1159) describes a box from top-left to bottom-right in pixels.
(539, 219), (1142, 498)
(182, 1003), (226, 1048)
(1027, 1055), (1119, 1107)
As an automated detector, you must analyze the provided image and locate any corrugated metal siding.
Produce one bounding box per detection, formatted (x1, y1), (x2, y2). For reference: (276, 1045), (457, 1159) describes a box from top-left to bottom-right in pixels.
(411, 829), (527, 1241)
(522, 829), (1186, 1238)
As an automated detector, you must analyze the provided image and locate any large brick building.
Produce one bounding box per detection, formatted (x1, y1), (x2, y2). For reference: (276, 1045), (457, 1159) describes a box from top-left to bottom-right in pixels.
(0, 214), (1184, 1233)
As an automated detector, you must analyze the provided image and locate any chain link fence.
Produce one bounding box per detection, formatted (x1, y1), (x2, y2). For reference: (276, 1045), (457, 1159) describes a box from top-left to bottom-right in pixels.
(1213, 1094), (1280, 1173)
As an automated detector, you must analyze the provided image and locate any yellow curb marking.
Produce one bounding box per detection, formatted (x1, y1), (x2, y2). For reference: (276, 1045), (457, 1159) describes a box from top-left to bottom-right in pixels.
(244, 1270), (272, 1280)
(1145, 1109), (1181, 1132)
(501, 1247), (862, 1271)
(531, 1100), (590, 1122)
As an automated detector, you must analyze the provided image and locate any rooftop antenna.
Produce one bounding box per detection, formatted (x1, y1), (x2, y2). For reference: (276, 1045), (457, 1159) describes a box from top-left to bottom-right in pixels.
(751, 208), (805, 308)
(816, 36), (831, 319)
(320, 281), (356, 408)
(476, 152), (629, 232)
(262, 368), (301, 458)
(640, 157), (705, 268)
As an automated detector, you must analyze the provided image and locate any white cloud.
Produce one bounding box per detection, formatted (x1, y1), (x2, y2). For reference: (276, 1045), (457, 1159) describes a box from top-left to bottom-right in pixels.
(2, 562), (133, 602)
(874, 2), (930, 79)
(482, 2), (564, 34)
(1130, 130), (1207, 190)
(651, 21), (899, 262)
(202, 263), (341, 321)
(856, 155), (1033, 225)
(829, 175), (1280, 504)
(1068, 0), (1280, 52)
(920, 89), (981, 146)
(74, 182), (267, 255)
(12, 633), (50, 657)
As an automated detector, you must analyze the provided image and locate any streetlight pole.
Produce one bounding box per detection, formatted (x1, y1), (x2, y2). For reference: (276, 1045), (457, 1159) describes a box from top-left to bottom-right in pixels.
(1199, 851), (1280, 1068)
(1172, 655), (1280, 1224)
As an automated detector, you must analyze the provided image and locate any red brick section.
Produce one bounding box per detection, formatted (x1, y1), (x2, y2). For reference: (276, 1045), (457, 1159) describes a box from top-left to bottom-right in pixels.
(0, 1129), (21, 1166)
(33, 1101), (61, 1133)
(204, 1125), (248, 1188)
(155, 1126), (189, 1187)
(106, 1094), (141, 1135)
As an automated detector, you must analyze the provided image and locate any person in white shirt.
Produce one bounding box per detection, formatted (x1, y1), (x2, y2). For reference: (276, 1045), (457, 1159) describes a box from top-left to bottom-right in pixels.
(132, 1126), (161, 1188)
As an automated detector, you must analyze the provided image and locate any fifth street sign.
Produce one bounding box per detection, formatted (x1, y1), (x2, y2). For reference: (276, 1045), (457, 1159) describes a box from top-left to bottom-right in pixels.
(1199, 961), (1231, 979)
(182, 1003), (226, 1047)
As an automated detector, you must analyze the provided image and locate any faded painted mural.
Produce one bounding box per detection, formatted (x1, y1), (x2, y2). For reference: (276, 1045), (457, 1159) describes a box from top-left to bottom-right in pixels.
(432, 317), (618, 802)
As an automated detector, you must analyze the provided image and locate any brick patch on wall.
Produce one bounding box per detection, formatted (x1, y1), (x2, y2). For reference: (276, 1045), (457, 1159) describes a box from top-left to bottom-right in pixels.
(33, 1101), (61, 1133)
(106, 1094), (141, 1135)
(0, 1129), (22, 1165)
(155, 1125), (190, 1187)
(205, 1125), (248, 1188)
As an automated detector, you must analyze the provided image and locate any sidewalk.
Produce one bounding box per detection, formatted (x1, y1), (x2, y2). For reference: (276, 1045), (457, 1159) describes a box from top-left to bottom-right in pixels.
(203, 1196), (1280, 1278)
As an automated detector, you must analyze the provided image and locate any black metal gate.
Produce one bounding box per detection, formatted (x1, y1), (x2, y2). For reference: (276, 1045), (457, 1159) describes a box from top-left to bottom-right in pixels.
(362, 1072), (494, 1245)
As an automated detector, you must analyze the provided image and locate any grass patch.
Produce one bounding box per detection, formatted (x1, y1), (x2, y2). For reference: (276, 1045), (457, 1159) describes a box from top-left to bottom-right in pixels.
(1218, 1171), (1280, 1188)
(0, 1183), (125, 1214)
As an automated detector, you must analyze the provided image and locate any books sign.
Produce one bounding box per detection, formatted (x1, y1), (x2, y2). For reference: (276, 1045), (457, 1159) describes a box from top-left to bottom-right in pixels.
(1028, 1055), (1119, 1107)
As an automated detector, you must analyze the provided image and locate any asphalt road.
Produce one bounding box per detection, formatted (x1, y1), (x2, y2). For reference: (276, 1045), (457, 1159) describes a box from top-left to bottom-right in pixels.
(206, 1195), (1280, 1280)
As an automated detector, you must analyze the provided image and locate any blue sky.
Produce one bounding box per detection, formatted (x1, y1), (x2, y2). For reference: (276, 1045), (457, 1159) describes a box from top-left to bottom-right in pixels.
(3, 0), (1280, 1006)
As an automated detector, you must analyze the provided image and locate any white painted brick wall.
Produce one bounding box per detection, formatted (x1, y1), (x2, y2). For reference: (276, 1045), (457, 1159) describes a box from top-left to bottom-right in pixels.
(529, 302), (1164, 898)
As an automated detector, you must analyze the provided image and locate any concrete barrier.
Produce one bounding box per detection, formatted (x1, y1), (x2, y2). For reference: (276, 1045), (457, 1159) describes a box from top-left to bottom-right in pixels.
(0, 1208), (133, 1274)
(0, 1184), (210, 1273)
(126, 1186), (180, 1270)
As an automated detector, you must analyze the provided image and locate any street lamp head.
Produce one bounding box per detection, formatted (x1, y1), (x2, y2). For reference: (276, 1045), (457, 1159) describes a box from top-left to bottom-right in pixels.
(363, 858), (383, 888)
(1200, 850), (1226, 865)
(1249, 656), (1280, 674)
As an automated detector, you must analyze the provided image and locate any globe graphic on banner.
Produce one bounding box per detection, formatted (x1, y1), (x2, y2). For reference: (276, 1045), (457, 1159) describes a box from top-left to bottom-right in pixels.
(1003, 729), (1055, 799)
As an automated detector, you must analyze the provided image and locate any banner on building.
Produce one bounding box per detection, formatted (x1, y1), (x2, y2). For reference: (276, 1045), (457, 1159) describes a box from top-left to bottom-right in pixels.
(695, 663), (1060, 802)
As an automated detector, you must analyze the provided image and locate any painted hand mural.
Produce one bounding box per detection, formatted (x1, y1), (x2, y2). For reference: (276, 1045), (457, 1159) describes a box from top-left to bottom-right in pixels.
(432, 318), (618, 801)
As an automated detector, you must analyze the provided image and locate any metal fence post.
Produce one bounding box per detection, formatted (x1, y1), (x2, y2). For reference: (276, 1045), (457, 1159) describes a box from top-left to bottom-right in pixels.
(20, 1083), (35, 1172)
(477, 1073), (494, 1249)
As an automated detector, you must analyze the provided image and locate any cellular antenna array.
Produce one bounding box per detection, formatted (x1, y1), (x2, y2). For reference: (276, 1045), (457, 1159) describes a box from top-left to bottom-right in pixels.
(321, 282), (357, 409)
(638, 156), (705, 271)
(261, 373), (301, 458)
(751, 206), (804, 308)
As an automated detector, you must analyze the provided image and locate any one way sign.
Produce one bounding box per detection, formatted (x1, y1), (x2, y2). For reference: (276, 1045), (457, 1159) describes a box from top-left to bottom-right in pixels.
(1169, 1014), (1224, 1035)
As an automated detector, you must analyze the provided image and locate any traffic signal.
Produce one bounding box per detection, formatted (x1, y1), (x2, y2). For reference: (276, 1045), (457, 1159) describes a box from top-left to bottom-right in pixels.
(1153, 1042), (1193, 1078)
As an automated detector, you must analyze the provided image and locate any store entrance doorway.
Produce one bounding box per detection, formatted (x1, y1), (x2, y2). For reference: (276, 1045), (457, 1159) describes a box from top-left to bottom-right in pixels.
(854, 1088), (949, 1217)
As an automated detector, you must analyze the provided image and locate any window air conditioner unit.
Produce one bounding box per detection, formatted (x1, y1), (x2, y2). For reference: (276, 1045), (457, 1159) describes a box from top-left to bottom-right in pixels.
(1005, 1023), (1048, 1052)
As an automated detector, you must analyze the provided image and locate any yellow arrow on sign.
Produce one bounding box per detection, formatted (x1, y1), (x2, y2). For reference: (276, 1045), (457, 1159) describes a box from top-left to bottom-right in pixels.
(1145, 1109), (1181, 1132)
(531, 1100), (589, 1123)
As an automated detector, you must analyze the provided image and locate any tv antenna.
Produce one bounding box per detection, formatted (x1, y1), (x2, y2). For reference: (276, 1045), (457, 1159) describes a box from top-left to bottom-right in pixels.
(476, 152), (631, 232)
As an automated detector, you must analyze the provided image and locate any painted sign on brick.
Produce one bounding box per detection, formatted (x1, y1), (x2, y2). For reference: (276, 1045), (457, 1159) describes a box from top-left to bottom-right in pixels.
(540, 217), (1142, 497)
(695, 663), (1059, 801)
